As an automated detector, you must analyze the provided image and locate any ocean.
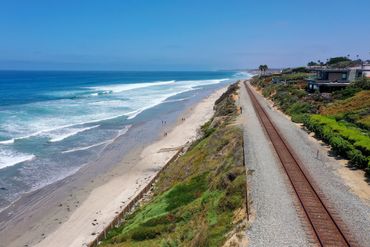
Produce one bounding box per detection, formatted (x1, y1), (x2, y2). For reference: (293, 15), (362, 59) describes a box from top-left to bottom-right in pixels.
(0, 70), (251, 209)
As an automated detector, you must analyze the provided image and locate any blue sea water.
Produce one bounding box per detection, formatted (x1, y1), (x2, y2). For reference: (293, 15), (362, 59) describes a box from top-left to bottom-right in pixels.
(0, 70), (251, 208)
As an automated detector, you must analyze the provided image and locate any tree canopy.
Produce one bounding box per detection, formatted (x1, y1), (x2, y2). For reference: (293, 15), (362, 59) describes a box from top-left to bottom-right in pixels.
(327, 56), (351, 65)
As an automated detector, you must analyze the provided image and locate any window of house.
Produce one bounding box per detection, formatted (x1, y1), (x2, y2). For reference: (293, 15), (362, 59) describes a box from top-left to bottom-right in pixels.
(342, 73), (347, 80)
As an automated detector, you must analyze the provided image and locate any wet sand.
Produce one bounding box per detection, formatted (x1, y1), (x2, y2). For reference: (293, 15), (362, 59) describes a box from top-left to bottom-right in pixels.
(0, 86), (227, 247)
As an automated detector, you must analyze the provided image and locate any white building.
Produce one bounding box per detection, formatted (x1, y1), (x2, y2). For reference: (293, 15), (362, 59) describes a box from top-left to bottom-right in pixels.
(361, 63), (370, 78)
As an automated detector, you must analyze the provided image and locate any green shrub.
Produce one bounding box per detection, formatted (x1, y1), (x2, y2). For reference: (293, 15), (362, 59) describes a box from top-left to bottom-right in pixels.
(201, 120), (216, 138)
(280, 72), (310, 81)
(332, 87), (361, 100)
(291, 114), (306, 123)
(304, 115), (370, 170)
(352, 77), (370, 90)
(143, 214), (175, 227)
(287, 102), (313, 116)
(262, 85), (276, 97)
(218, 194), (242, 211)
(165, 173), (208, 211)
(329, 135), (351, 157)
(327, 56), (351, 65)
(161, 238), (179, 247)
(346, 149), (368, 169)
(291, 67), (309, 73)
(130, 225), (170, 241)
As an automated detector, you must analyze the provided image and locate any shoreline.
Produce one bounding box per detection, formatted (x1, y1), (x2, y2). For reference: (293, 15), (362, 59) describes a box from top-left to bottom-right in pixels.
(1, 86), (228, 247)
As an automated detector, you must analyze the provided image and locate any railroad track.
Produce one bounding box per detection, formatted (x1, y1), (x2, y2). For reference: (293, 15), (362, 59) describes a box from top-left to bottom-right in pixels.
(243, 81), (357, 247)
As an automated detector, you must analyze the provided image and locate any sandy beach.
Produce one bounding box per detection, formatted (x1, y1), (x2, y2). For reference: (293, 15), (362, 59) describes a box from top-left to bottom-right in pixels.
(4, 86), (226, 247)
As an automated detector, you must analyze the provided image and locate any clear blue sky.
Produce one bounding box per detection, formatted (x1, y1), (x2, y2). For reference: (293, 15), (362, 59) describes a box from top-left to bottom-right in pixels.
(1, 0), (369, 70)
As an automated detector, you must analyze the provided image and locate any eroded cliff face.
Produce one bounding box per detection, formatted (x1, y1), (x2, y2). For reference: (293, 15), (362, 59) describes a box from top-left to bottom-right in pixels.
(100, 83), (248, 247)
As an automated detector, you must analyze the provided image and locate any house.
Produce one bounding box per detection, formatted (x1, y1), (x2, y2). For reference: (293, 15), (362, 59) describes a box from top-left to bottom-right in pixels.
(306, 67), (364, 92)
(362, 63), (370, 78)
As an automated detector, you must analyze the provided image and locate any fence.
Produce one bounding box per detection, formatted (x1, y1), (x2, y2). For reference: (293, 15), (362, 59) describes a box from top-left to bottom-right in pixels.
(242, 136), (249, 221)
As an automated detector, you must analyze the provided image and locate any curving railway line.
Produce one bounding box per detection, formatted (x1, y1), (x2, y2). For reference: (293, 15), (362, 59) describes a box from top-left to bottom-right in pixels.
(243, 81), (358, 247)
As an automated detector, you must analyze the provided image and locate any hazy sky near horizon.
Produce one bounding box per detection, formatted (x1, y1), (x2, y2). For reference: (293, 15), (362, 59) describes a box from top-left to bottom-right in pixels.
(1, 0), (370, 70)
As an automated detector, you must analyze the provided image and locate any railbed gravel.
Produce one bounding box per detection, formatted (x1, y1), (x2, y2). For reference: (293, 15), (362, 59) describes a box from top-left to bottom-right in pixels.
(251, 81), (370, 246)
(239, 83), (312, 246)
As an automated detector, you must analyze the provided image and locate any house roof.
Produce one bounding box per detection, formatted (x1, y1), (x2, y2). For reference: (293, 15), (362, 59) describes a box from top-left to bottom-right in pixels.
(309, 68), (350, 72)
(307, 81), (350, 86)
(308, 66), (366, 73)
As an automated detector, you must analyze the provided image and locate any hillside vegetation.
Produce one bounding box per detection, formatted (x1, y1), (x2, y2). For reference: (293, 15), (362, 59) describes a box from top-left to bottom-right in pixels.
(251, 72), (320, 123)
(304, 115), (370, 169)
(321, 91), (370, 129)
(100, 83), (247, 247)
(251, 73), (370, 174)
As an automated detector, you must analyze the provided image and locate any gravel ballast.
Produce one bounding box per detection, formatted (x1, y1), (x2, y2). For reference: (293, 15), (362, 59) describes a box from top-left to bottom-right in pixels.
(249, 81), (370, 246)
(239, 82), (312, 246)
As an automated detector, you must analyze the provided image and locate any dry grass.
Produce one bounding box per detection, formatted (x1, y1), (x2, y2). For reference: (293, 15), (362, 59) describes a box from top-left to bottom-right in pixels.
(321, 91), (370, 115)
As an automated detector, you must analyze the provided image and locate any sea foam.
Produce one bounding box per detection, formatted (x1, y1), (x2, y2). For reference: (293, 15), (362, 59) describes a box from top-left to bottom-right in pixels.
(0, 71), (236, 211)
(88, 80), (176, 93)
(61, 125), (131, 154)
(0, 78), (227, 147)
(48, 125), (100, 143)
(0, 149), (35, 170)
(0, 77), (229, 170)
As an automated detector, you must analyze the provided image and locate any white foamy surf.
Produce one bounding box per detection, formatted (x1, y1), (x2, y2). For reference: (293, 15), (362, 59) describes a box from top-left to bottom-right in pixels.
(0, 149), (35, 170)
(48, 125), (100, 143)
(0, 77), (230, 172)
(0, 71), (251, 213)
(87, 80), (176, 93)
(62, 125), (131, 154)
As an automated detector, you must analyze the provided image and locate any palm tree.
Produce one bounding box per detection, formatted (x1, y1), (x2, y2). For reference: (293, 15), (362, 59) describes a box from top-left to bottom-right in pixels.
(259, 65), (264, 76)
(258, 65), (269, 76)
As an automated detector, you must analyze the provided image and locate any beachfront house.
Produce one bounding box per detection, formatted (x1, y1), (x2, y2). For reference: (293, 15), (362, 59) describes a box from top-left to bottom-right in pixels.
(362, 63), (370, 78)
(306, 66), (365, 92)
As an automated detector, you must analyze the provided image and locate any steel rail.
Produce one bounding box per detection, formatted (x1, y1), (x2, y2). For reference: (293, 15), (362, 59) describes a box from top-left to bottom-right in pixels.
(244, 81), (355, 247)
